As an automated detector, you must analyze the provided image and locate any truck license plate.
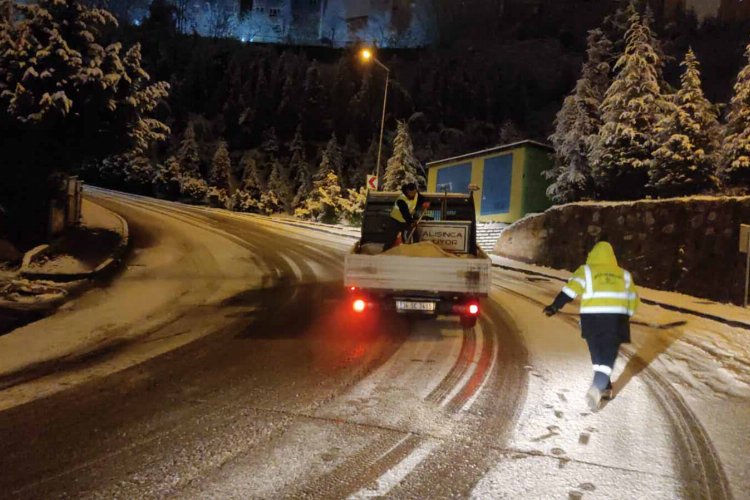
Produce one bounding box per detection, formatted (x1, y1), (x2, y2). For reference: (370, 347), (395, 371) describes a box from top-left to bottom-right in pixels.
(396, 301), (436, 312)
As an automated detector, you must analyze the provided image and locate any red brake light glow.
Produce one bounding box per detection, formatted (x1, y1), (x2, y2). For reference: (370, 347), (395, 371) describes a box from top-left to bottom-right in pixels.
(468, 304), (479, 315)
(353, 299), (366, 313)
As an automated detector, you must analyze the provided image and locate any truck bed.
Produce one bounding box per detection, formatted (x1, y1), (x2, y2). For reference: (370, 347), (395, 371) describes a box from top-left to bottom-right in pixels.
(344, 247), (491, 296)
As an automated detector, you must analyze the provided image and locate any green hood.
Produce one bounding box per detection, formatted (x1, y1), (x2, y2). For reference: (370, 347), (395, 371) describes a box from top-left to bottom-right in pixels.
(586, 242), (618, 267)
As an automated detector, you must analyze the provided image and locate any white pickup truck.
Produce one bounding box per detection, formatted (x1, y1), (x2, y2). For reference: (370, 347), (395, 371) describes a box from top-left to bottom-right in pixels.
(344, 191), (491, 328)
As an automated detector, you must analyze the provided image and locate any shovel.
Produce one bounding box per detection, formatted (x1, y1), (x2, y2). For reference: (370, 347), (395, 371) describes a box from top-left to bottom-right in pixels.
(406, 204), (430, 243)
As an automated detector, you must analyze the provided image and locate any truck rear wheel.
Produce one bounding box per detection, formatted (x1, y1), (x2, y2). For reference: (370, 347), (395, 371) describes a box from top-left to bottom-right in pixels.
(460, 315), (477, 329)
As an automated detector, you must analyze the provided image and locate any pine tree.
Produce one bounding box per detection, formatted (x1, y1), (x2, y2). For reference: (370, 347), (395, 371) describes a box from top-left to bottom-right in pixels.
(276, 73), (299, 139)
(155, 156), (183, 199)
(317, 133), (344, 181)
(289, 125), (313, 208)
(650, 49), (720, 196)
(546, 29), (613, 203)
(342, 133), (362, 189)
(209, 140), (231, 190)
(302, 61), (327, 140)
(590, 12), (668, 200)
(722, 42), (750, 187)
(363, 136), (379, 178)
(177, 124), (202, 179)
(383, 120), (425, 191)
(267, 160), (291, 211)
(240, 151), (263, 197)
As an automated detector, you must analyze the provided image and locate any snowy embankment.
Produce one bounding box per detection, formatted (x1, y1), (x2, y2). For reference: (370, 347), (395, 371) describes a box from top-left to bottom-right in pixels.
(0, 199), (128, 313)
(489, 255), (750, 497)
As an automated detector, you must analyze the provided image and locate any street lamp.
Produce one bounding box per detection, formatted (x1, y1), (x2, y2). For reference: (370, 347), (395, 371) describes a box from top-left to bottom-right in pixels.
(359, 47), (390, 191)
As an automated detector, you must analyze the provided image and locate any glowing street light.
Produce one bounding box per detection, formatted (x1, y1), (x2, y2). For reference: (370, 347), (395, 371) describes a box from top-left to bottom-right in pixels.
(359, 47), (390, 191)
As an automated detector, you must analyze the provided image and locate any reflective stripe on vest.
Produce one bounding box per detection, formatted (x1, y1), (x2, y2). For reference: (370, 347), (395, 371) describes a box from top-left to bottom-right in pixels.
(390, 194), (417, 223)
(580, 265), (631, 315)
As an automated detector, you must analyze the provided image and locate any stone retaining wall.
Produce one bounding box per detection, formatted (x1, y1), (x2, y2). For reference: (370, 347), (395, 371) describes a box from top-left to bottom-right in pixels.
(494, 196), (750, 304)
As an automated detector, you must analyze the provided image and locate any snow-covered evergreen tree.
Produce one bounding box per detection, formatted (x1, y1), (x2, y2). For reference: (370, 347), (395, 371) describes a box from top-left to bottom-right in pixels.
(721, 42), (750, 187)
(267, 161), (291, 212)
(590, 12), (668, 200)
(288, 125), (312, 208)
(546, 29), (613, 203)
(209, 140), (231, 190)
(316, 134), (344, 181)
(0, 0), (169, 240)
(295, 170), (345, 223)
(240, 151), (263, 196)
(650, 49), (720, 196)
(383, 121), (425, 191)
(302, 61), (326, 140)
(342, 133), (364, 189)
(177, 125), (202, 178)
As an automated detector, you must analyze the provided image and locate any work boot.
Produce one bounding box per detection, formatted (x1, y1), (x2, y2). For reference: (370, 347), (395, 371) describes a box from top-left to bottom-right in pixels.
(586, 385), (602, 412)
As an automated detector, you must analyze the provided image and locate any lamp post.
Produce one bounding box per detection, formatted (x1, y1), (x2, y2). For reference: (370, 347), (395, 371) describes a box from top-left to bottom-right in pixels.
(360, 48), (390, 191)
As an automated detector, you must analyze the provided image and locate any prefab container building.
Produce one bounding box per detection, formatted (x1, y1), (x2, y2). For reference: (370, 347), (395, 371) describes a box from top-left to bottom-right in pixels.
(426, 140), (554, 224)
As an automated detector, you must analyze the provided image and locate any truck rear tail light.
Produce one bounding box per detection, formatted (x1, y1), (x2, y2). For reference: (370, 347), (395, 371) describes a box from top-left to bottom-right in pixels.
(452, 303), (480, 315)
(353, 299), (366, 313)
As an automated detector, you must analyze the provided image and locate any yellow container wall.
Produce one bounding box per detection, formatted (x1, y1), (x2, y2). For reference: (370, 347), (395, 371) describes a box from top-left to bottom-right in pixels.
(427, 145), (548, 223)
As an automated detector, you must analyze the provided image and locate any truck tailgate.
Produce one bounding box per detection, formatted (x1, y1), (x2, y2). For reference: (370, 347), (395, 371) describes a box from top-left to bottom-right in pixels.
(344, 253), (491, 295)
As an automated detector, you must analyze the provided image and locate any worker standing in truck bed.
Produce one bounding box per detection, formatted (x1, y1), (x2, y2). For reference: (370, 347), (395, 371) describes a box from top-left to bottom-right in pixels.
(384, 182), (430, 250)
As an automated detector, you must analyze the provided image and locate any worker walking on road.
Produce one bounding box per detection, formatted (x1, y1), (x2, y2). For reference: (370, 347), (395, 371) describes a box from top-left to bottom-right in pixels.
(383, 182), (430, 250)
(543, 241), (639, 411)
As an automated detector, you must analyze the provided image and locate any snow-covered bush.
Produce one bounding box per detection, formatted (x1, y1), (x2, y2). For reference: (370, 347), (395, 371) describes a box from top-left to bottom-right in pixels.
(258, 191), (284, 215)
(295, 170), (345, 223)
(231, 189), (259, 213)
(206, 187), (230, 208)
(340, 187), (367, 226)
(180, 177), (209, 204)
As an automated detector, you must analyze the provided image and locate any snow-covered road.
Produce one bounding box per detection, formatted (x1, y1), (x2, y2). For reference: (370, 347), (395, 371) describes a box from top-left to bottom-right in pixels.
(0, 189), (743, 499)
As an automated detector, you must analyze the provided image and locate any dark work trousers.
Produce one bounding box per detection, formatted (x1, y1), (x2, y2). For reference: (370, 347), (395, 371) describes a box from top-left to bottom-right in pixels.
(383, 218), (419, 250)
(581, 314), (629, 391)
(585, 336), (620, 390)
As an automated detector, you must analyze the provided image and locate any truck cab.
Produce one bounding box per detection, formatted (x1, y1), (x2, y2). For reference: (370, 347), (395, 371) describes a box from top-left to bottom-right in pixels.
(344, 191), (492, 328)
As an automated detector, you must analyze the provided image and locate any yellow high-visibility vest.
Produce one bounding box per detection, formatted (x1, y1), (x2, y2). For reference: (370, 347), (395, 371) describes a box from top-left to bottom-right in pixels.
(561, 242), (639, 316)
(390, 193), (417, 223)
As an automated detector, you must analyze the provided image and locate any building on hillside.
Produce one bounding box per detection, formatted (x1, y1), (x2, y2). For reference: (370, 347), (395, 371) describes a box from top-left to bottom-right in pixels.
(233, 0), (420, 44)
(426, 140), (553, 224)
